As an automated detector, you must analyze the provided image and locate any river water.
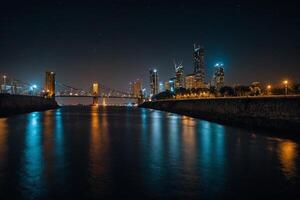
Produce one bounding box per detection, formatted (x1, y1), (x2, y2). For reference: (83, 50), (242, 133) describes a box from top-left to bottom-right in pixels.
(0, 106), (299, 199)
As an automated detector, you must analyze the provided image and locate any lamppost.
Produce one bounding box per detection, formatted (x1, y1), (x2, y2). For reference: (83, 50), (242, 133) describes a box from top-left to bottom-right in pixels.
(267, 84), (272, 95)
(283, 80), (288, 95)
(2, 75), (7, 93)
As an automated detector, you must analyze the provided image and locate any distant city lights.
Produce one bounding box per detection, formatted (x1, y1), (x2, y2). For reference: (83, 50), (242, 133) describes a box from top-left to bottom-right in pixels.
(215, 62), (224, 67)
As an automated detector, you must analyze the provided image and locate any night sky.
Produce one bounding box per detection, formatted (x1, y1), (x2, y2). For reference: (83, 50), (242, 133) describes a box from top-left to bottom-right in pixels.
(0, 0), (300, 93)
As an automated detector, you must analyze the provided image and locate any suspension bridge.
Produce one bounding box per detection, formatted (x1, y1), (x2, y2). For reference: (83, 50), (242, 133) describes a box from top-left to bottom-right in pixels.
(0, 72), (144, 105)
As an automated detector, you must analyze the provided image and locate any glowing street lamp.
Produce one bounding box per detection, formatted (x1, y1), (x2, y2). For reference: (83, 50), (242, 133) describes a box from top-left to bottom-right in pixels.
(267, 84), (271, 95)
(283, 80), (288, 95)
(3, 75), (7, 92)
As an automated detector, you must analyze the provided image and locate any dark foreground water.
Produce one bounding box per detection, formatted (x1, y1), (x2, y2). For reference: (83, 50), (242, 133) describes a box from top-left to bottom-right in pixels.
(0, 106), (299, 199)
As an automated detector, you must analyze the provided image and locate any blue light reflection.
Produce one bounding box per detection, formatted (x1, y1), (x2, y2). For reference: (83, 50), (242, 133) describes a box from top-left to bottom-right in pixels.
(22, 112), (45, 199)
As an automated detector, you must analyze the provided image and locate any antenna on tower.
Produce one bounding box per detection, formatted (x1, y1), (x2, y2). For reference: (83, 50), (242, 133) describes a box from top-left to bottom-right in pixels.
(173, 58), (178, 71)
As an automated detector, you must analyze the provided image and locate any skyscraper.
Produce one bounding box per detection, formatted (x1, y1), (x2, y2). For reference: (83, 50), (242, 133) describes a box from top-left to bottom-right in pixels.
(193, 44), (205, 88)
(174, 62), (185, 88)
(213, 63), (225, 91)
(168, 78), (175, 92)
(159, 82), (164, 93)
(44, 71), (55, 98)
(164, 81), (170, 91)
(149, 69), (159, 97)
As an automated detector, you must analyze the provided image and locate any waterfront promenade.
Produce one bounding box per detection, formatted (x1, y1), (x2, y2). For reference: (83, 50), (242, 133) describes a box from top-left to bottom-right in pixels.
(140, 95), (300, 132)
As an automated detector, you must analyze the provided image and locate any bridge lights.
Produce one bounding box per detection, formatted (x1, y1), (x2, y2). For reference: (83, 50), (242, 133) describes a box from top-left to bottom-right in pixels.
(30, 85), (37, 96)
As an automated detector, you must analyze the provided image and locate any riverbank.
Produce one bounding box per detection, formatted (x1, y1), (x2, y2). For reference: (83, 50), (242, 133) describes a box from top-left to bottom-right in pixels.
(139, 96), (300, 133)
(0, 94), (59, 117)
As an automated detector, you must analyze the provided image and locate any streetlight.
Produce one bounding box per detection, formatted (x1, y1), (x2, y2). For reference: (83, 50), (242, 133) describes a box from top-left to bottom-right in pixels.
(267, 84), (271, 95)
(3, 75), (7, 93)
(283, 80), (288, 95)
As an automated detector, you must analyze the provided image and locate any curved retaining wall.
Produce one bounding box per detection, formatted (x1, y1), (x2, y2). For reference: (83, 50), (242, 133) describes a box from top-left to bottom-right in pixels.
(0, 94), (59, 117)
(139, 96), (300, 132)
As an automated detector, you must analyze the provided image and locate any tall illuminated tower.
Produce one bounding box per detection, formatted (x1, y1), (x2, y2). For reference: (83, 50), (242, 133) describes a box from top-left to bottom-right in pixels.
(44, 71), (55, 98)
(174, 62), (185, 88)
(213, 63), (225, 91)
(193, 44), (205, 88)
(149, 69), (159, 97)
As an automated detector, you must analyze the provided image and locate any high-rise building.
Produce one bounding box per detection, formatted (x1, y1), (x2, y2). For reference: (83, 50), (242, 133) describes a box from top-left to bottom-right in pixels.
(129, 82), (133, 94)
(185, 74), (196, 90)
(44, 71), (55, 98)
(193, 44), (205, 88)
(168, 78), (175, 92)
(164, 81), (170, 91)
(159, 82), (164, 93)
(174, 63), (185, 88)
(213, 63), (225, 91)
(149, 69), (159, 97)
(133, 80), (142, 97)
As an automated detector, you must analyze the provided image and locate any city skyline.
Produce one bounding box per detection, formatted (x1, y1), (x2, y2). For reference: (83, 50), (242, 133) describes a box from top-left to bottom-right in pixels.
(0, 1), (299, 92)
(1, 2), (300, 199)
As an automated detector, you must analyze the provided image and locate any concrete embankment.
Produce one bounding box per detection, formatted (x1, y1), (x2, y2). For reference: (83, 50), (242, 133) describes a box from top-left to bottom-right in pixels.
(0, 94), (59, 117)
(139, 96), (300, 132)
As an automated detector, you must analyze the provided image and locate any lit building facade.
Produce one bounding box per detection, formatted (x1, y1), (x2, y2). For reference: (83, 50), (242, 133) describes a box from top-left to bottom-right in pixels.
(164, 81), (170, 91)
(174, 63), (185, 88)
(185, 74), (196, 89)
(213, 63), (225, 91)
(169, 78), (175, 92)
(44, 71), (55, 98)
(149, 69), (159, 97)
(159, 82), (164, 93)
(193, 44), (205, 88)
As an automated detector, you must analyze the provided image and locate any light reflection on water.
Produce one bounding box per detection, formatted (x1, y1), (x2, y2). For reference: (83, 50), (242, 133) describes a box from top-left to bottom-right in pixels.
(278, 141), (298, 179)
(53, 109), (66, 191)
(0, 106), (299, 199)
(22, 112), (45, 199)
(89, 106), (110, 195)
(0, 118), (8, 183)
(167, 113), (180, 167)
(181, 116), (197, 178)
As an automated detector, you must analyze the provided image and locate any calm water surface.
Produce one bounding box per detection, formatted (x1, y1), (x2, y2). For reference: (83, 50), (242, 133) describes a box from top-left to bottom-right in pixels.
(0, 106), (299, 199)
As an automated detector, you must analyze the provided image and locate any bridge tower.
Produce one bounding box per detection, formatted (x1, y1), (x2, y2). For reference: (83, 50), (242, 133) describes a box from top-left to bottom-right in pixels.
(137, 98), (143, 105)
(92, 82), (99, 106)
(44, 71), (55, 98)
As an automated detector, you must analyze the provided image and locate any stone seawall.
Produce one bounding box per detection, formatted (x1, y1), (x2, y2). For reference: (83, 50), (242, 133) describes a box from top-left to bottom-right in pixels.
(139, 96), (300, 132)
(0, 94), (59, 117)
